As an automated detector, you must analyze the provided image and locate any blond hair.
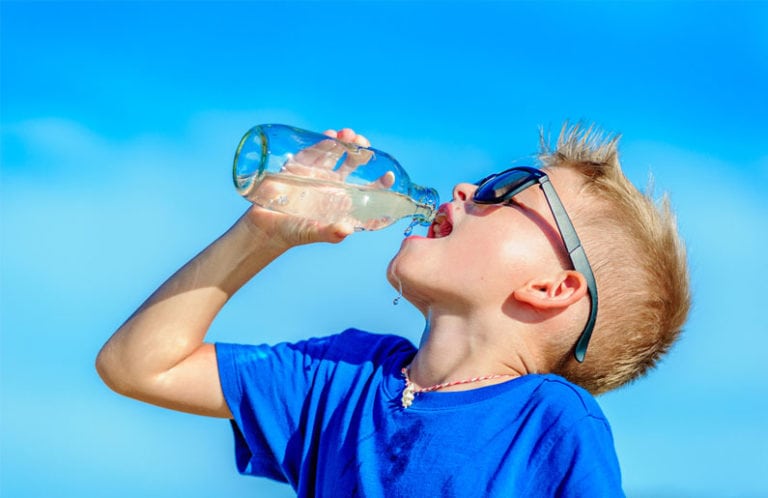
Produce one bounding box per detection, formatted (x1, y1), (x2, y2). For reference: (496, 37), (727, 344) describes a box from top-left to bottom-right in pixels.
(541, 123), (691, 394)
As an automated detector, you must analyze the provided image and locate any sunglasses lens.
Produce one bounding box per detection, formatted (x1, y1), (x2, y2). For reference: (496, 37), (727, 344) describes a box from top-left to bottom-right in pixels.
(475, 169), (534, 203)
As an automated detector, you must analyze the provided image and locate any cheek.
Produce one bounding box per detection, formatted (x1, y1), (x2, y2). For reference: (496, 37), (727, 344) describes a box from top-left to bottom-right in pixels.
(463, 228), (546, 288)
(436, 235), (509, 289)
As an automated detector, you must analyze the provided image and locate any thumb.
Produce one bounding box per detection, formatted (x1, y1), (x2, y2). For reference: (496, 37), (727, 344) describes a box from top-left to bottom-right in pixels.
(318, 222), (355, 244)
(290, 219), (354, 245)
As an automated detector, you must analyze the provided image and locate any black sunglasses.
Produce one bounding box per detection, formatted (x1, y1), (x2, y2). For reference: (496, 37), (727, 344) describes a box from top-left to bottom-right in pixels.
(473, 166), (598, 363)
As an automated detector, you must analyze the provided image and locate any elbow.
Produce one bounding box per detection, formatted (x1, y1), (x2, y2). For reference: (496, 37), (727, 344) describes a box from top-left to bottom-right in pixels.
(95, 344), (118, 392)
(95, 343), (132, 396)
(95, 341), (169, 403)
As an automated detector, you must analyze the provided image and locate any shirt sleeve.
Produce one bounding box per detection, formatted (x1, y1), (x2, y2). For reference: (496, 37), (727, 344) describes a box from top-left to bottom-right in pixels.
(215, 330), (415, 488)
(553, 414), (625, 498)
(215, 336), (335, 485)
(522, 378), (625, 498)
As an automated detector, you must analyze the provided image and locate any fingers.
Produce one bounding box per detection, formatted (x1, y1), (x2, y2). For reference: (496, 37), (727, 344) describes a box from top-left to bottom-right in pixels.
(295, 127), (371, 173)
(316, 128), (374, 180)
(343, 129), (371, 148)
(339, 146), (374, 171)
(374, 171), (396, 189)
(325, 128), (371, 148)
(292, 139), (345, 171)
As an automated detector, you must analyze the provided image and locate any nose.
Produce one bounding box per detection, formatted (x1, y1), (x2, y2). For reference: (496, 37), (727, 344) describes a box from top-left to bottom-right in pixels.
(452, 182), (477, 202)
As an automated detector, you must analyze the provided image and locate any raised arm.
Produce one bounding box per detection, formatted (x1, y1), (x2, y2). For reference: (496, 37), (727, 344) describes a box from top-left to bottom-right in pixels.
(95, 128), (368, 418)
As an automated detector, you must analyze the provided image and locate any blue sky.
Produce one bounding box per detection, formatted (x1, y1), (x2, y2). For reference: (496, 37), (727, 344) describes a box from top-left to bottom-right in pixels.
(2, 1), (767, 497)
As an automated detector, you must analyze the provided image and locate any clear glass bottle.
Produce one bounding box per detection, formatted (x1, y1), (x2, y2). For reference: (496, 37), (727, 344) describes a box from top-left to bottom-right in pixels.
(233, 124), (439, 231)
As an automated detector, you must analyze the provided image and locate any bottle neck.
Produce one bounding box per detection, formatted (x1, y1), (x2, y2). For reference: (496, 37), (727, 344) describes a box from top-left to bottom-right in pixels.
(409, 184), (440, 225)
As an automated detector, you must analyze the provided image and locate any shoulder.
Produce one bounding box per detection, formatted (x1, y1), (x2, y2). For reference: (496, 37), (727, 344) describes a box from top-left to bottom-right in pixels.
(531, 375), (603, 410)
(523, 375), (618, 468)
(216, 328), (415, 371)
(518, 376), (624, 496)
(526, 374), (609, 425)
(329, 328), (416, 360)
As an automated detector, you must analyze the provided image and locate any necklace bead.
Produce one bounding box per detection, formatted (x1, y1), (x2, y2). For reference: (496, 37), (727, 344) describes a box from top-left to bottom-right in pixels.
(401, 367), (517, 408)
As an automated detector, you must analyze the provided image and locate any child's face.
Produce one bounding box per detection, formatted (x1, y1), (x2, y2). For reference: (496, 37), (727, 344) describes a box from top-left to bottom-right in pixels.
(388, 169), (576, 313)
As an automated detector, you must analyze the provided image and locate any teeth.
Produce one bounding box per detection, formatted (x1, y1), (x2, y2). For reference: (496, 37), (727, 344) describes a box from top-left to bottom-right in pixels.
(431, 212), (450, 239)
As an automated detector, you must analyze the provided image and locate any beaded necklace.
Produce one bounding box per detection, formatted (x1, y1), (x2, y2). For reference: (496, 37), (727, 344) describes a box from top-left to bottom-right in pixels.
(400, 367), (518, 408)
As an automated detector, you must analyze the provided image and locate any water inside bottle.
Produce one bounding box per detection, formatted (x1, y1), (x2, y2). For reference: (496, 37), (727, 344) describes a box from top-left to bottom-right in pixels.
(242, 173), (435, 231)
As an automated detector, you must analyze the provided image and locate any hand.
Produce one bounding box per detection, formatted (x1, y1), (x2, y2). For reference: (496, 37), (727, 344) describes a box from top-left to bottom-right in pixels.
(242, 128), (391, 248)
(283, 128), (395, 189)
(241, 203), (354, 248)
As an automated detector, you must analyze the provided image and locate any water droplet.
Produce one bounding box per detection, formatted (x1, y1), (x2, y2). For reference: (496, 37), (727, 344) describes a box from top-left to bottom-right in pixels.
(403, 218), (419, 237)
(393, 277), (404, 305)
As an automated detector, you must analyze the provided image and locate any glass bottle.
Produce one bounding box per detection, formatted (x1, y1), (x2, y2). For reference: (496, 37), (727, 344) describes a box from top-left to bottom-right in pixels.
(233, 124), (439, 231)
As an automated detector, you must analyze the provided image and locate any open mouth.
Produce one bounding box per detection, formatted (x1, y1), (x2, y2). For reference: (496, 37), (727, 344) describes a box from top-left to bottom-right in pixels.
(428, 205), (453, 239)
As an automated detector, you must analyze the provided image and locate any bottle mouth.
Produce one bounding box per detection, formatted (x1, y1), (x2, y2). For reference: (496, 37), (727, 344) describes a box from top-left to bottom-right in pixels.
(410, 185), (440, 225)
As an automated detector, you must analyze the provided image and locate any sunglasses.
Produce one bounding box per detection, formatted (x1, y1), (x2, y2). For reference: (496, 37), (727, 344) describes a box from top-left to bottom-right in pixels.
(473, 166), (598, 363)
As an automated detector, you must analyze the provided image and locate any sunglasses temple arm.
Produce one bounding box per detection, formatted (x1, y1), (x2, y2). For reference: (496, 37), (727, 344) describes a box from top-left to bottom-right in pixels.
(571, 247), (598, 362)
(539, 178), (598, 363)
(539, 178), (581, 252)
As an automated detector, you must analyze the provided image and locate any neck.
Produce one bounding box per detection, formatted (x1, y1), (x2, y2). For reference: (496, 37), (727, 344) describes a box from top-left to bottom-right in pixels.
(407, 308), (531, 391)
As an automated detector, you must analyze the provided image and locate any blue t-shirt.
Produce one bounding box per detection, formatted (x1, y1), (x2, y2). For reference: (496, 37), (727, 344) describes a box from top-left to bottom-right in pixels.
(216, 329), (624, 497)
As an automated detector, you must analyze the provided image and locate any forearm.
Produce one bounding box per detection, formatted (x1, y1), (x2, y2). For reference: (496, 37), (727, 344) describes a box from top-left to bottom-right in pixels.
(96, 213), (288, 396)
(96, 128), (362, 414)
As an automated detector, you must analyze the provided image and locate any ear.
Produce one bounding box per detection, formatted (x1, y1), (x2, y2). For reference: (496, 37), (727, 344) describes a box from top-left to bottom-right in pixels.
(513, 271), (588, 311)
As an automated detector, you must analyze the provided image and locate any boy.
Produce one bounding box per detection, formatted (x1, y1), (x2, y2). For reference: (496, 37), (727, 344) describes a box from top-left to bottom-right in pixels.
(96, 124), (690, 496)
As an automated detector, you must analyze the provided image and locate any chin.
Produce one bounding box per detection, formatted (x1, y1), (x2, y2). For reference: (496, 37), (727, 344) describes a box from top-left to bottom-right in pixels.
(385, 257), (399, 288)
(386, 253), (435, 313)
(387, 242), (417, 287)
